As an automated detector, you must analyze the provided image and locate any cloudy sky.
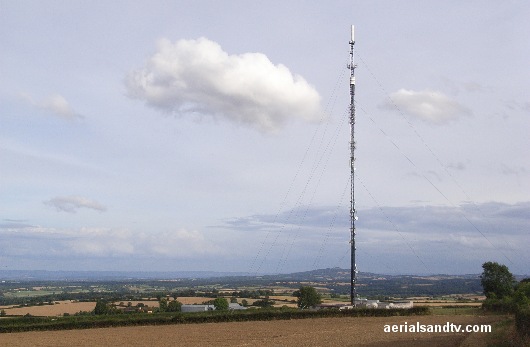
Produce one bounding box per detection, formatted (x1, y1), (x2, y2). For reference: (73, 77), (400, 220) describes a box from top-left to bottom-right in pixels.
(1, 1), (528, 275)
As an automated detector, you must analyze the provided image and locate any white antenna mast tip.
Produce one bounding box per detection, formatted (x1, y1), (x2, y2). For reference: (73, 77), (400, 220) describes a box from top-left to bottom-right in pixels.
(351, 25), (355, 43)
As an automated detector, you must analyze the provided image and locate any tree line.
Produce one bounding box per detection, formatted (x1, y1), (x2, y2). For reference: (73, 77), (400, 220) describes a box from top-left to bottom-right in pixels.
(480, 261), (530, 338)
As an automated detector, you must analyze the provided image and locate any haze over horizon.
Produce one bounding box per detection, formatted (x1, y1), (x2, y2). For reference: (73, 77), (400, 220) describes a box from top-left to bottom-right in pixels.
(1, 1), (528, 275)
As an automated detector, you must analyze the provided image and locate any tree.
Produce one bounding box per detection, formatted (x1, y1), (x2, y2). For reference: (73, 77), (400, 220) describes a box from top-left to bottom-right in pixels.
(252, 298), (275, 308)
(213, 297), (229, 311)
(167, 300), (182, 312)
(514, 281), (530, 308)
(159, 298), (168, 312)
(94, 299), (109, 315)
(480, 262), (515, 299)
(293, 286), (322, 309)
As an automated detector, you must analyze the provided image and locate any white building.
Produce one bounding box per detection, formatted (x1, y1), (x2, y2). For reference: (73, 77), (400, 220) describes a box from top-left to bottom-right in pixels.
(180, 303), (247, 313)
(318, 299), (413, 310)
(181, 304), (214, 312)
(229, 303), (246, 310)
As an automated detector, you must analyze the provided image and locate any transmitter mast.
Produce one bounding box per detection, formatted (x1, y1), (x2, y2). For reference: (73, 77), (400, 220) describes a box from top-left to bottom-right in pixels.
(348, 25), (357, 306)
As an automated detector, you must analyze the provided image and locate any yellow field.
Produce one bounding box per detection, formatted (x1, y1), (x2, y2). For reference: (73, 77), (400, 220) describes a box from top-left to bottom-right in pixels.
(0, 301), (95, 316)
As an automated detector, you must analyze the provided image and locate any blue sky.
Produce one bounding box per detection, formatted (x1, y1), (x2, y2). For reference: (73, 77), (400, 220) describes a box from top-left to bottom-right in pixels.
(1, 1), (529, 275)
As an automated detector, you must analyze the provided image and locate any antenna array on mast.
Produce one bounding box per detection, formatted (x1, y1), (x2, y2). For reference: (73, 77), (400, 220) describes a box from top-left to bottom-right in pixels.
(348, 25), (357, 305)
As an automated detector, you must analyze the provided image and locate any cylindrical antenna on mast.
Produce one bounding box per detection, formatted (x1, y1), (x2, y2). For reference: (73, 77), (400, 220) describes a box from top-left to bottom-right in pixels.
(348, 25), (357, 306)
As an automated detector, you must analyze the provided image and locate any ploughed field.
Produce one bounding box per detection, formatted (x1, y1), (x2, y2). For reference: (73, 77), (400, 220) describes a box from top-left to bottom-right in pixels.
(0, 314), (503, 347)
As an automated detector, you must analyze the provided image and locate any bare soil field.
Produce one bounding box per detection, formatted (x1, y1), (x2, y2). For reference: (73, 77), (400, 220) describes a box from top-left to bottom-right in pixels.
(1, 301), (96, 316)
(0, 314), (504, 347)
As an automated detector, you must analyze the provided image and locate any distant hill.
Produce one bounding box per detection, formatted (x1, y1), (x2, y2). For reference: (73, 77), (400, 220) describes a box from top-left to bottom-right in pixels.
(256, 267), (485, 297)
(0, 270), (250, 281)
(1, 268), (525, 297)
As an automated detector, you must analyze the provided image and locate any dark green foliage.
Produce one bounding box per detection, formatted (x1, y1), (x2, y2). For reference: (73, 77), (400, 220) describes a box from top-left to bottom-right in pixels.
(167, 300), (182, 312)
(157, 299), (182, 312)
(158, 298), (168, 312)
(212, 297), (229, 311)
(252, 298), (275, 308)
(233, 289), (273, 299)
(482, 278), (530, 312)
(480, 262), (515, 299)
(482, 297), (517, 313)
(480, 262), (528, 315)
(515, 308), (530, 337)
(514, 282), (530, 306)
(94, 300), (109, 315)
(293, 286), (322, 309)
(479, 264), (530, 342)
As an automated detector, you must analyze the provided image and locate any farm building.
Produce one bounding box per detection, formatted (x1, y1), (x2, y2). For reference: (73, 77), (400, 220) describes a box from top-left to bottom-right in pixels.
(317, 299), (413, 310)
(228, 303), (247, 310)
(390, 300), (414, 309)
(181, 305), (214, 312)
(181, 303), (246, 313)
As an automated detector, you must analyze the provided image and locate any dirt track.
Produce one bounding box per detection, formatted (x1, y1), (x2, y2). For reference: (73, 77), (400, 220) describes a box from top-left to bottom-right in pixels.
(0, 314), (503, 346)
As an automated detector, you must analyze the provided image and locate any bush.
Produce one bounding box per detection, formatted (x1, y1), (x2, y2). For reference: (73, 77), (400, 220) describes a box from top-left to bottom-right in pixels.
(213, 298), (229, 311)
(293, 286), (322, 309)
(480, 262), (516, 299)
(252, 299), (275, 308)
(515, 307), (530, 337)
(482, 297), (517, 313)
(94, 300), (109, 315)
(167, 300), (182, 312)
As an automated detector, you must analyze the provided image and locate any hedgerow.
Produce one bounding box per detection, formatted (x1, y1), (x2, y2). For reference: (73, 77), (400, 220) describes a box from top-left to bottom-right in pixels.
(0, 307), (430, 333)
(515, 307), (530, 337)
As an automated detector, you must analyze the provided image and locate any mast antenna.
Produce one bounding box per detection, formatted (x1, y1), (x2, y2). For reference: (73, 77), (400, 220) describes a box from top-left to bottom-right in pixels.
(348, 25), (357, 306)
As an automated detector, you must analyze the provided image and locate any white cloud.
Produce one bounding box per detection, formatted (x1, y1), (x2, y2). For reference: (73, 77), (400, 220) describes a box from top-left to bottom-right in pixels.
(0, 225), (222, 259)
(44, 196), (107, 213)
(384, 89), (471, 124)
(126, 37), (323, 132)
(448, 234), (491, 248)
(143, 229), (216, 257)
(21, 93), (83, 120)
